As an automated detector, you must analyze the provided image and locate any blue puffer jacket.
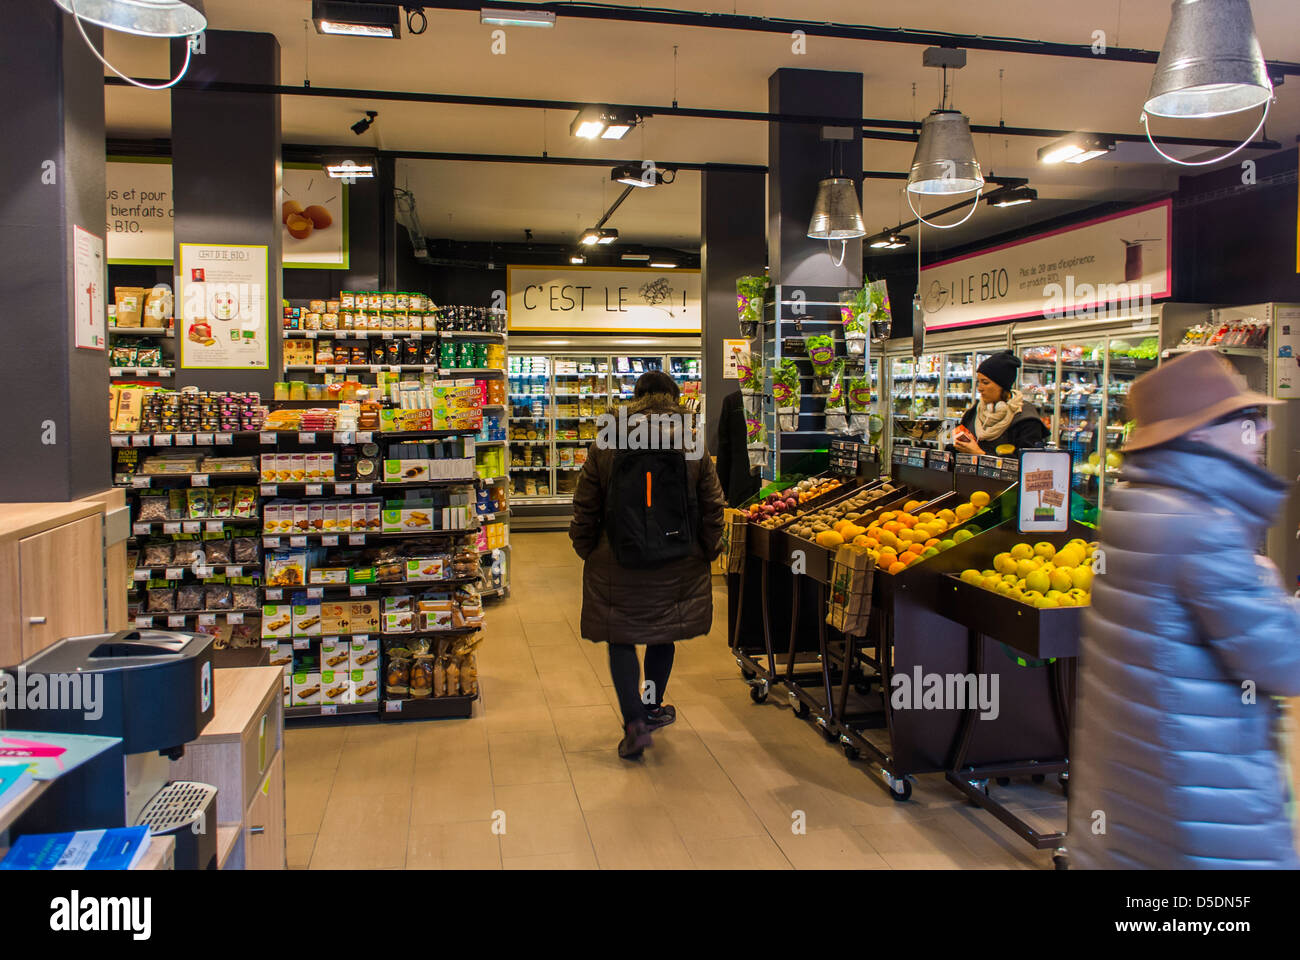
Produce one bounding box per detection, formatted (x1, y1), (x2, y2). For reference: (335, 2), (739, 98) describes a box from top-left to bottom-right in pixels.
(1068, 440), (1300, 869)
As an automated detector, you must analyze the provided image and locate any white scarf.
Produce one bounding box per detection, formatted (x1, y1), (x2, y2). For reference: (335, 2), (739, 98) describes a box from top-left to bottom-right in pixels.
(974, 389), (1024, 441)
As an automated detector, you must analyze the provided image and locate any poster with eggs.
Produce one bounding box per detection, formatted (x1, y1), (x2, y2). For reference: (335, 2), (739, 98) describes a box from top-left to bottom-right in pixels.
(280, 165), (349, 269)
(177, 243), (269, 370)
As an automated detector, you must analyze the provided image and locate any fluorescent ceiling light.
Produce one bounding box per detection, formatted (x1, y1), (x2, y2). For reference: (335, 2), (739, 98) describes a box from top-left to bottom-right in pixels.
(480, 8), (555, 27)
(579, 228), (602, 246)
(312, 1), (399, 38)
(600, 123), (632, 140)
(988, 186), (1037, 207)
(596, 229), (618, 244)
(649, 261), (677, 268)
(570, 107), (642, 140)
(868, 232), (909, 249)
(51, 0), (207, 37)
(620, 253), (650, 261)
(1037, 133), (1114, 165)
(569, 254), (586, 264)
(325, 161), (375, 179)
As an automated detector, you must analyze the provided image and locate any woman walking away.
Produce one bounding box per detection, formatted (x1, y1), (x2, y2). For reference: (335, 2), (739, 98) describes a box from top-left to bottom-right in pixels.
(951, 350), (1049, 458)
(1068, 350), (1300, 869)
(569, 371), (726, 760)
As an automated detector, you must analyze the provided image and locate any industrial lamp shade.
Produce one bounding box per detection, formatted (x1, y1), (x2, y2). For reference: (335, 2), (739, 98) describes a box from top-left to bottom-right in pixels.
(807, 178), (866, 240)
(907, 109), (984, 195)
(1144, 0), (1272, 119)
(51, 0), (206, 37)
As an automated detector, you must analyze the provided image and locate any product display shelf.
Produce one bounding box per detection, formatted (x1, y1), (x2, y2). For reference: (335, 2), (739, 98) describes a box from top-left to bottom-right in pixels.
(110, 366), (174, 378)
(108, 326), (173, 338)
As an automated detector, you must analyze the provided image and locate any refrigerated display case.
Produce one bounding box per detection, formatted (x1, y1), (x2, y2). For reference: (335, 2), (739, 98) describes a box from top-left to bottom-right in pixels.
(507, 353), (553, 502)
(552, 354), (608, 498)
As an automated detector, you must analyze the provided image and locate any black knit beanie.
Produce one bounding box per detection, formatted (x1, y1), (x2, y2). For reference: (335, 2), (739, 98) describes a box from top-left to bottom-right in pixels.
(977, 350), (1021, 392)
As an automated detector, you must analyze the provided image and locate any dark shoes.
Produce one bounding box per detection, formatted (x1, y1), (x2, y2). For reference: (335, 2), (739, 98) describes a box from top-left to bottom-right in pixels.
(644, 704), (676, 730)
(618, 720), (653, 760)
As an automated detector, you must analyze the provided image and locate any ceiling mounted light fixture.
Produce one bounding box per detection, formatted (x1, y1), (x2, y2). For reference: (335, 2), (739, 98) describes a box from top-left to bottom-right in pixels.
(52, 0), (206, 90)
(987, 186), (1038, 207)
(312, 0), (401, 38)
(579, 227), (618, 246)
(1037, 132), (1114, 165)
(649, 261), (678, 268)
(612, 164), (672, 188)
(325, 160), (375, 179)
(570, 253), (586, 264)
(480, 7), (555, 27)
(620, 253), (650, 261)
(868, 232), (910, 250)
(906, 49), (984, 230)
(569, 106), (643, 140)
(1141, 0), (1274, 166)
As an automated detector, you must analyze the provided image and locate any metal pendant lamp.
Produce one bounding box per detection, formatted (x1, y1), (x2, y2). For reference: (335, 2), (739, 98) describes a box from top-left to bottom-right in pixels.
(807, 178), (866, 240)
(51, 0), (207, 37)
(907, 109), (985, 196)
(1143, 0), (1271, 119)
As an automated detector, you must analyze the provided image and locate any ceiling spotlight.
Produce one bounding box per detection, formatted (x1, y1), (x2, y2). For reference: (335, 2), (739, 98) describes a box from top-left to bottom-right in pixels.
(649, 261), (678, 268)
(570, 254), (586, 264)
(868, 232), (910, 250)
(351, 111), (378, 136)
(988, 186), (1037, 207)
(313, 0), (400, 38)
(1037, 133), (1115, 165)
(325, 160), (375, 179)
(51, 0), (207, 37)
(596, 229), (618, 244)
(480, 7), (555, 27)
(570, 107), (643, 140)
(620, 253), (650, 261)
(612, 165), (669, 188)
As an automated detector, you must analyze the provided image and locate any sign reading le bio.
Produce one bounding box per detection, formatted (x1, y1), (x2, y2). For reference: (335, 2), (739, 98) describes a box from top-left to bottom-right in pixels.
(920, 199), (1172, 331)
(507, 266), (701, 333)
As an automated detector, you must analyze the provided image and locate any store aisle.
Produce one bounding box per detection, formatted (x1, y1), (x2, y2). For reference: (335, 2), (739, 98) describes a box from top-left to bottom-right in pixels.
(283, 532), (1063, 869)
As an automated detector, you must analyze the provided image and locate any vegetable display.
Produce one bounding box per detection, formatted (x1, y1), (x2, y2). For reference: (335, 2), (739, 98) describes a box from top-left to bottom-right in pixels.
(736, 275), (767, 338)
(773, 358), (802, 432)
(846, 375), (874, 437)
(806, 333), (837, 373)
(825, 360), (849, 435)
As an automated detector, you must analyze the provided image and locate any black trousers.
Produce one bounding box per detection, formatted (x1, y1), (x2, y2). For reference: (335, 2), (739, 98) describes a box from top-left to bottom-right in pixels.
(607, 643), (675, 727)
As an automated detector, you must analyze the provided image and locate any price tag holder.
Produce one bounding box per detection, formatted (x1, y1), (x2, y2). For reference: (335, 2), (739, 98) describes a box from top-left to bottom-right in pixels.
(135, 615), (154, 628)
(333, 431), (354, 445)
(176, 434), (194, 446)
(193, 565), (213, 578)
(216, 433), (233, 445)
(955, 453), (980, 476)
(926, 450), (954, 471)
(131, 475), (151, 488)
(224, 566), (242, 577)
(133, 568), (150, 581)
(290, 535), (308, 547)
(165, 567), (184, 580)
(132, 521), (152, 535)
(307, 587), (323, 599)
(196, 433), (214, 445)
(385, 700), (403, 713)
(132, 434), (150, 447)
(192, 474), (209, 487)
(227, 612), (244, 624)
(356, 482), (373, 495)
(350, 586), (367, 597)
(111, 434), (128, 447)
(260, 432), (276, 445)
(334, 365), (348, 375)
(322, 535), (339, 546)
(334, 483), (352, 495)
(314, 365), (326, 374)
(260, 484), (278, 496)
(382, 331), (393, 340)
(389, 364), (402, 372)
(368, 364), (382, 374)
(357, 432), (373, 443)
(198, 613), (217, 626)
(163, 521), (181, 534)
(300, 432), (317, 444)
(265, 588), (283, 600)
(181, 521), (200, 533)
(321, 704), (338, 716)
(293, 638), (311, 650)
(153, 434), (173, 446)
(168, 615), (187, 628)
(306, 484), (323, 496)
(205, 521), (223, 533)
(263, 536), (281, 548)
(348, 534), (366, 546)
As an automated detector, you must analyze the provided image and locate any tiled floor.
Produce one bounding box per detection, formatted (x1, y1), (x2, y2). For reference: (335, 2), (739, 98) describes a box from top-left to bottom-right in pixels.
(284, 531), (1066, 869)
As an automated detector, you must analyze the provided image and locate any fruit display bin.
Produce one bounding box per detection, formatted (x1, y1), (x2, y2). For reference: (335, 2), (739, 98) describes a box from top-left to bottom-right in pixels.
(936, 576), (1082, 660)
(745, 474), (868, 560)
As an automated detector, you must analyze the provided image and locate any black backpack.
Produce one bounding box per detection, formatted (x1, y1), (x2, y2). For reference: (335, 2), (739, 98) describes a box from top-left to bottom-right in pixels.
(604, 448), (698, 568)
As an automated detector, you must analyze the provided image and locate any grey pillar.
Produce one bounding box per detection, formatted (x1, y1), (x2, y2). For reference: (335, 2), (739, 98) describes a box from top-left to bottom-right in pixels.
(170, 31), (283, 397)
(0, 4), (108, 501)
(700, 168), (766, 453)
(767, 68), (863, 288)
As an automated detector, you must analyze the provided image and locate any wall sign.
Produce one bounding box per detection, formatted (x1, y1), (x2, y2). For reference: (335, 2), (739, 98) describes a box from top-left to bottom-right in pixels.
(1017, 449), (1071, 533)
(72, 226), (106, 351)
(722, 338), (748, 378)
(106, 159), (348, 268)
(507, 265), (701, 333)
(920, 199), (1172, 332)
(177, 243), (269, 370)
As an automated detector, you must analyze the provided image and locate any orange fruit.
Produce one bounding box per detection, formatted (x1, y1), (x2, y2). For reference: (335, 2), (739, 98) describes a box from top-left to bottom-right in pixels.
(905, 543), (925, 556)
(882, 521), (902, 534)
(852, 535), (870, 547)
(902, 552), (920, 565)
(924, 538), (941, 548)
(887, 561), (907, 575)
(879, 512), (897, 523)
(877, 550), (898, 568)
(863, 537), (880, 550)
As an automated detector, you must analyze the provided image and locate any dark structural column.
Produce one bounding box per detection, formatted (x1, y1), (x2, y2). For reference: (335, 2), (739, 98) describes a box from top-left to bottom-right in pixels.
(170, 30), (283, 396)
(700, 168), (766, 454)
(767, 68), (863, 288)
(0, 4), (109, 501)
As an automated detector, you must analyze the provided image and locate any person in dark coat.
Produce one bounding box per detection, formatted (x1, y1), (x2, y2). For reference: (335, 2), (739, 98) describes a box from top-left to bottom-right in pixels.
(952, 350), (1049, 458)
(715, 389), (761, 507)
(1068, 350), (1300, 869)
(569, 371), (727, 759)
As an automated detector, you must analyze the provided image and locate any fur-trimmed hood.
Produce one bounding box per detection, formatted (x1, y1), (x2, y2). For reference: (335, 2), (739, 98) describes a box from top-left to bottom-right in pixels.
(617, 392), (691, 418)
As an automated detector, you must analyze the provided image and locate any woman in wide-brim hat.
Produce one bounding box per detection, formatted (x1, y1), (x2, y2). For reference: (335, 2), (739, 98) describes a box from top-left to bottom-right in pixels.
(1068, 349), (1300, 869)
(952, 350), (1049, 459)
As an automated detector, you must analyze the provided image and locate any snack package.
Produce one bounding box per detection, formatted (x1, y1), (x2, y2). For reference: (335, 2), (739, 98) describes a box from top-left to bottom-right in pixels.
(142, 284), (172, 328)
(147, 588), (175, 613)
(138, 496), (169, 521)
(232, 487), (258, 519)
(210, 487), (234, 519)
(204, 538), (233, 564)
(142, 541), (173, 566)
(186, 488), (212, 519)
(231, 584), (260, 611)
(444, 656), (460, 698)
(172, 539), (202, 566)
(114, 287), (146, 327)
(232, 538), (259, 564)
(773, 359), (801, 433)
(205, 585), (233, 610)
(176, 584), (206, 611)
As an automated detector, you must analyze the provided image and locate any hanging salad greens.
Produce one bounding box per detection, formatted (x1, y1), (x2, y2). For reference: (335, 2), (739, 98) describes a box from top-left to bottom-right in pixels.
(806, 333), (836, 373)
(773, 358), (801, 432)
(846, 375), (875, 437)
(737, 353), (764, 393)
(825, 360), (849, 435)
(736, 275), (767, 337)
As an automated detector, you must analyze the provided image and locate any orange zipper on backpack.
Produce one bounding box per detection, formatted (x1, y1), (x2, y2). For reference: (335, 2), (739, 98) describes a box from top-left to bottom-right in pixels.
(645, 471), (652, 508)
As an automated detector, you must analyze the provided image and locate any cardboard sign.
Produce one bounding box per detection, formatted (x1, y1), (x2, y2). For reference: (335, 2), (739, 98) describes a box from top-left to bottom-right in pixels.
(1018, 450), (1071, 533)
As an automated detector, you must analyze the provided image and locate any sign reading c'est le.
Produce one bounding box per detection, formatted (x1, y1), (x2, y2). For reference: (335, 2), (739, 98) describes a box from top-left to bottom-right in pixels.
(507, 265), (701, 333)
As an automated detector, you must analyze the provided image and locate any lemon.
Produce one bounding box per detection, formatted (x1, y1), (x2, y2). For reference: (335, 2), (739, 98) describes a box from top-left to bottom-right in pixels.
(980, 576), (1002, 591)
(1049, 568), (1073, 593)
(954, 503), (976, 521)
(970, 490), (991, 508)
(1070, 567), (1094, 592)
(918, 512), (936, 523)
(938, 509), (957, 525)
(1033, 542), (1056, 560)
(1055, 594), (1077, 607)
(1025, 569), (1051, 595)
(939, 539), (956, 551)
(960, 569), (982, 585)
(980, 569), (997, 578)
(953, 529), (974, 543)
(1054, 545), (1085, 568)
(1015, 558), (1038, 579)
(904, 500), (923, 513)
(994, 552), (1017, 575)
(994, 582), (1015, 597)
(1010, 543), (1034, 560)
(1034, 596), (1060, 609)
(921, 547), (939, 559)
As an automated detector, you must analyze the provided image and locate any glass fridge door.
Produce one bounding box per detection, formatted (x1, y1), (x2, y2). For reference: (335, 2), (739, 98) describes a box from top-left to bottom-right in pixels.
(1103, 335), (1157, 479)
(507, 353), (554, 501)
(552, 354), (610, 499)
(892, 353), (945, 448)
(667, 354), (702, 409)
(611, 354), (667, 402)
(1056, 340), (1107, 505)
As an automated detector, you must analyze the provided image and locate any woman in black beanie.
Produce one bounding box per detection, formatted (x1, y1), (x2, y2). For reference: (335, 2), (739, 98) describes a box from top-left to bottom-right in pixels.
(952, 350), (1049, 457)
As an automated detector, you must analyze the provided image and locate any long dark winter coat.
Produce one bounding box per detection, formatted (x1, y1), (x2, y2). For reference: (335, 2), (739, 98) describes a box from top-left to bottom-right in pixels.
(958, 401), (1050, 458)
(715, 389), (762, 507)
(569, 393), (727, 646)
(1068, 440), (1300, 869)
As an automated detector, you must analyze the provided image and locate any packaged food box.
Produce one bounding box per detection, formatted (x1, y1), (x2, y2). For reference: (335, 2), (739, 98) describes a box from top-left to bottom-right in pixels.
(289, 454), (308, 482)
(323, 503), (339, 533)
(349, 601), (380, 633)
(383, 611), (415, 634)
(321, 669), (351, 704)
(405, 557), (446, 581)
(267, 551), (307, 588)
(260, 454), (276, 483)
(306, 453), (324, 482)
(309, 567), (350, 585)
(308, 502), (324, 532)
(321, 453), (336, 481)
(265, 640), (294, 672)
(292, 504), (310, 533)
(261, 604), (293, 638)
(320, 602), (351, 635)
(383, 595), (413, 614)
(382, 509), (403, 535)
(320, 637), (350, 671)
(354, 503), (369, 532)
(349, 636), (379, 669)
(275, 453), (294, 483)
(420, 601), (454, 631)
(292, 603), (322, 637)
(348, 566), (377, 585)
(384, 459), (430, 483)
(403, 508), (433, 531)
(352, 669), (380, 704)
(292, 671), (322, 707)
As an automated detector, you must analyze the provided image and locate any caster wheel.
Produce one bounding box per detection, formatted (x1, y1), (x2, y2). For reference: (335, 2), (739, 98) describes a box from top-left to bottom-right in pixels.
(1053, 854), (1069, 871)
(749, 685), (768, 704)
(842, 744), (860, 761)
(995, 777), (1010, 787)
(818, 722), (837, 742)
(793, 700), (810, 719)
(1031, 774), (1046, 783)
(740, 668), (756, 682)
(890, 779), (913, 803)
